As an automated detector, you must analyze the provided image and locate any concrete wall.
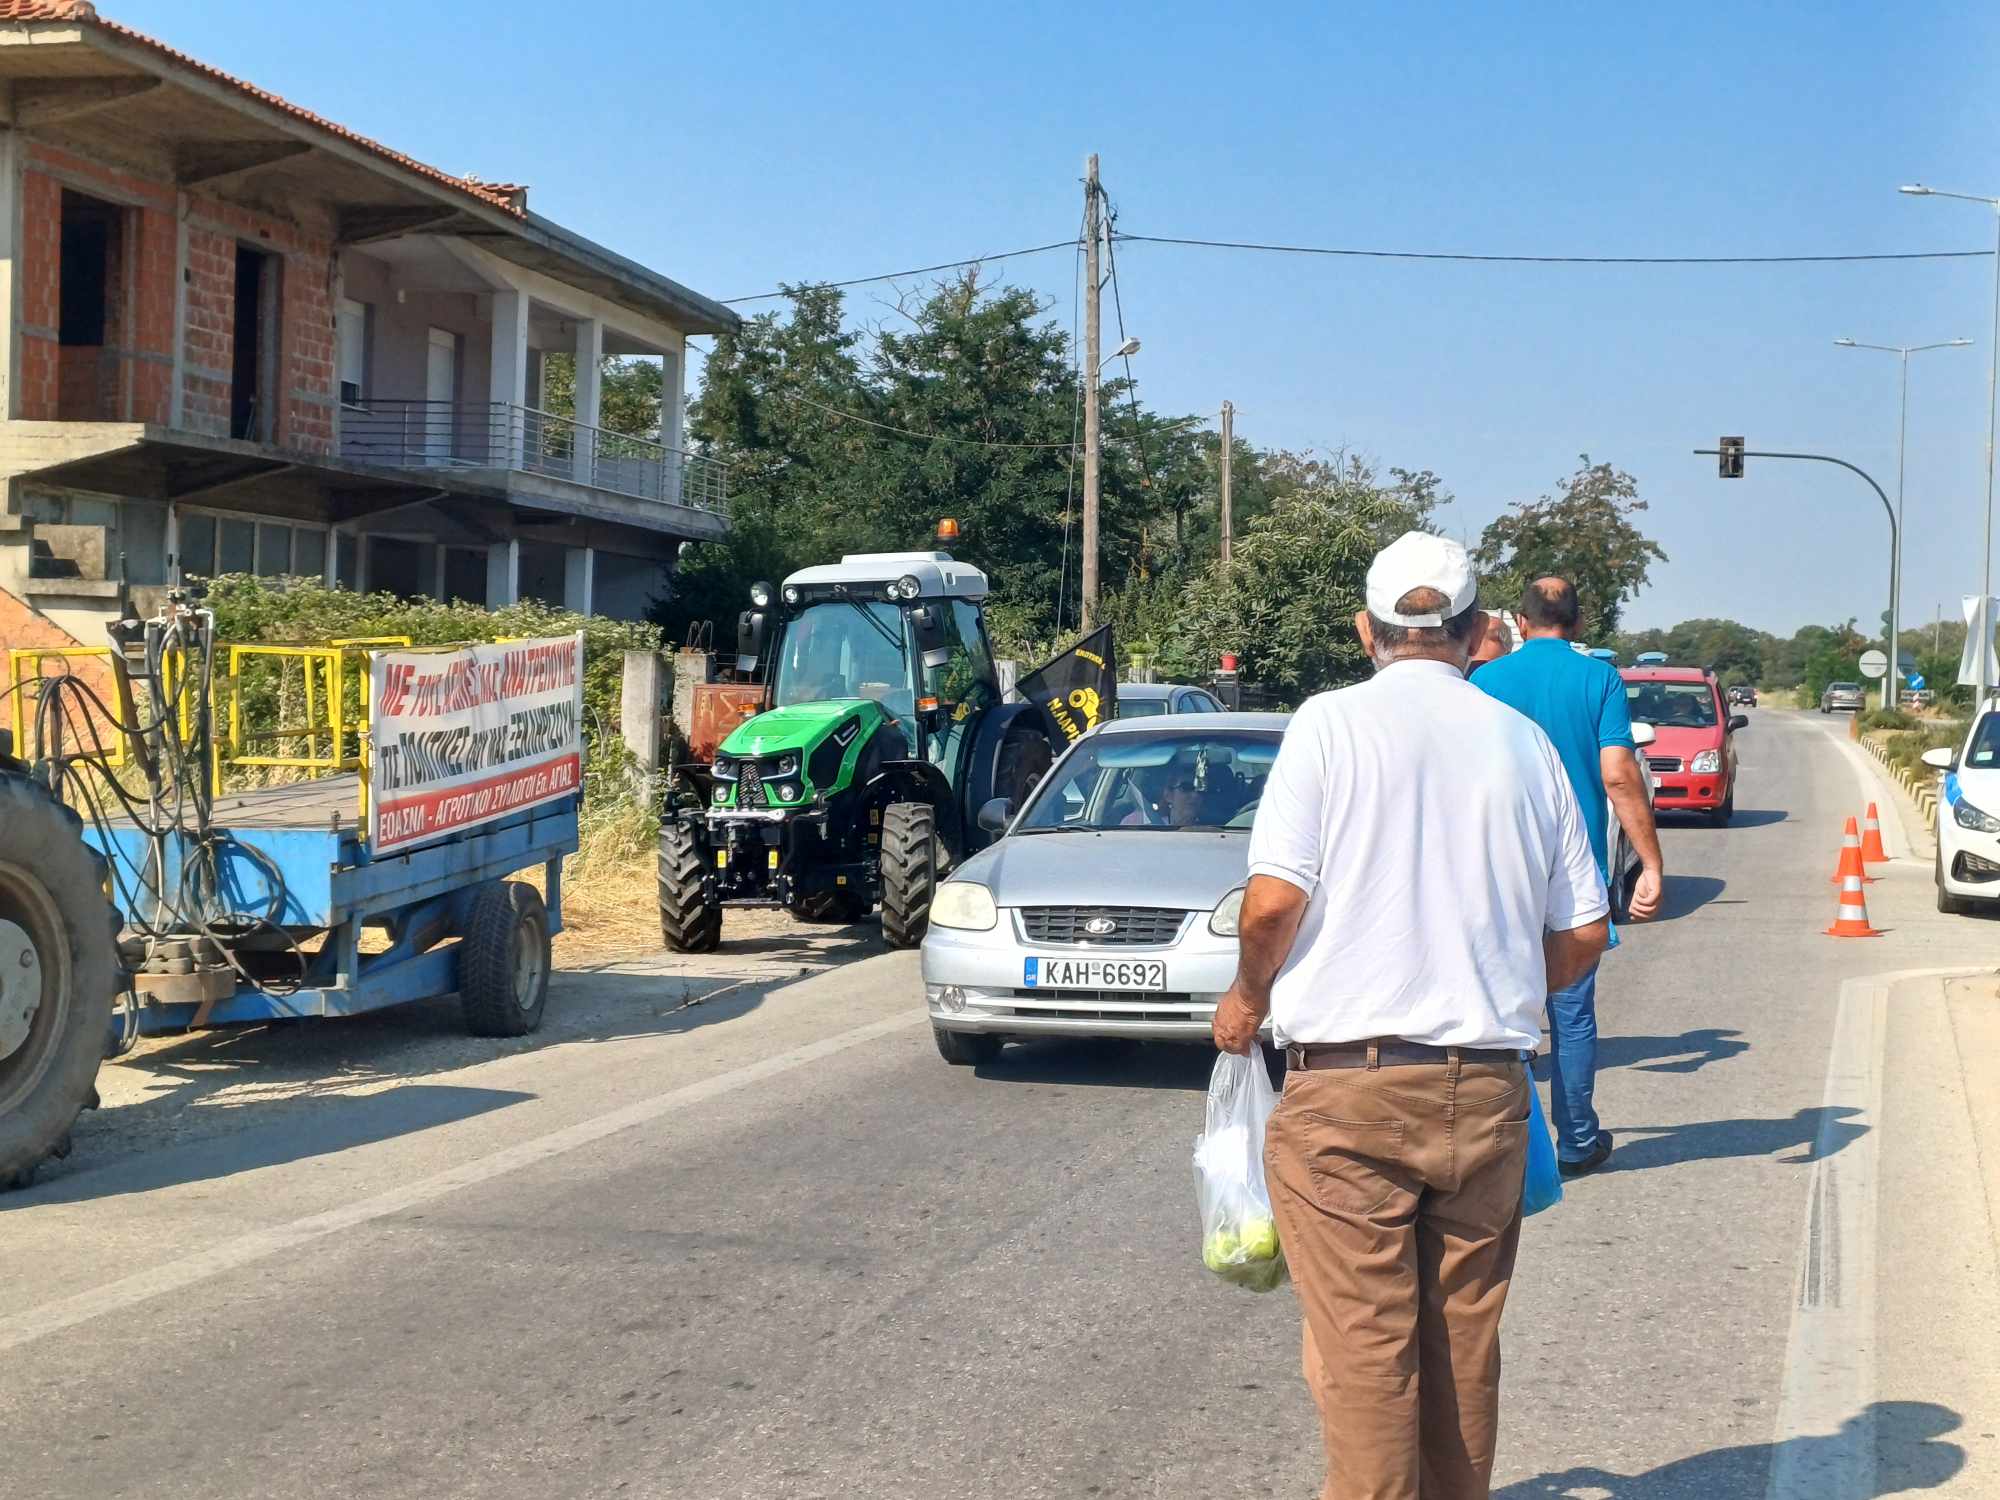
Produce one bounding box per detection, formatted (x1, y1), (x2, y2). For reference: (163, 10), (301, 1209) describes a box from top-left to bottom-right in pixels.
(339, 252), (492, 408)
(595, 549), (670, 621)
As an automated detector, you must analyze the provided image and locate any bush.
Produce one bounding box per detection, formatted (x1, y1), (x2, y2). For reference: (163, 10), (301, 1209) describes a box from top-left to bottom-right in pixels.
(1860, 707), (1915, 732)
(1881, 721), (1966, 776)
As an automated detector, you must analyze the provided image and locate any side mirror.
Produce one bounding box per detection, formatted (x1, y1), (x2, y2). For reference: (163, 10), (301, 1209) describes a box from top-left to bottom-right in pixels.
(909, 603), (951, 670)
(735, 609), (769, 675)
(1728, 714), (1749, 733)
(1630, 722), (1657, 748)
(1921, 746), (1958, 772)
(977, 796), (1014, 835)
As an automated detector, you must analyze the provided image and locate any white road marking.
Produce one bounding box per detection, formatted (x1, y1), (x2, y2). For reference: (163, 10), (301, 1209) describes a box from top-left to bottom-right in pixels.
(1765, 968), (1967, 1499)
(1816, 716), (1906, 860)
(0, 1008), (928, 1355)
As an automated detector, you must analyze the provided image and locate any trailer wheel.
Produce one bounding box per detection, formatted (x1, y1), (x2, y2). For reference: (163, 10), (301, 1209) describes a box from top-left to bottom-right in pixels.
(0, 775), (120, 1190)
(658, 822), (722, 952)
(879, 801), (936, 949)
(459, 881), (551, 1038)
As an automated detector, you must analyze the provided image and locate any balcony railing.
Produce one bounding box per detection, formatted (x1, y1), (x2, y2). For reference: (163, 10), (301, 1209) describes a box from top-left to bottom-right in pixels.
(337, 400), (728, 512)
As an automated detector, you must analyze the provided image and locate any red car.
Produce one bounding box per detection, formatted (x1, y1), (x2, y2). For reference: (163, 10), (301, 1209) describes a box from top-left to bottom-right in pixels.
(1620, 666), (1749, 825)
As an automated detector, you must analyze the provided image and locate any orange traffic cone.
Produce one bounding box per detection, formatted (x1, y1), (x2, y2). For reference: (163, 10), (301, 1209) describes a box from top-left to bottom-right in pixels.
(1830, 817), (1876, 885)
(1826, 867), (1882, 938)
(1860, 803), (1889, 863)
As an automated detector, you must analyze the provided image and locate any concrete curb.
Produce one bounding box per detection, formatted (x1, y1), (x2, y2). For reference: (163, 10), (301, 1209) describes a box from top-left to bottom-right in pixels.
(1859, 733), (1939, 827)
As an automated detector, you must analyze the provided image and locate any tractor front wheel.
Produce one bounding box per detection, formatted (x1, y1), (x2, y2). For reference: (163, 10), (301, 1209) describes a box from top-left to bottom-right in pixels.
(658, 821), (722, 953)
(879, 802), (937, 949)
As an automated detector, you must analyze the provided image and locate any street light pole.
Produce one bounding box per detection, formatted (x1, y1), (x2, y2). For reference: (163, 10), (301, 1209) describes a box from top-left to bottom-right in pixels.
(1900, 184), (2000, 690)
(1833, 336), (1972, 706)
(1081, 153), (1102, 632)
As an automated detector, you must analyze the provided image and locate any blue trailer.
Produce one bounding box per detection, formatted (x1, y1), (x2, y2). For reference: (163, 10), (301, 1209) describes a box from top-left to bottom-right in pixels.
(88, 772), (574, 1036)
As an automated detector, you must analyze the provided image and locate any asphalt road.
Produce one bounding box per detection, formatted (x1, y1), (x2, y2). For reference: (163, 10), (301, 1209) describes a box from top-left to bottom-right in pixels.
(3, 708), (1997, 1498)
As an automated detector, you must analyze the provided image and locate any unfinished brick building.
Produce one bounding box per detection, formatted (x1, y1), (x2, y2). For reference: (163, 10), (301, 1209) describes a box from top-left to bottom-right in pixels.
(0, 1), (737, 656)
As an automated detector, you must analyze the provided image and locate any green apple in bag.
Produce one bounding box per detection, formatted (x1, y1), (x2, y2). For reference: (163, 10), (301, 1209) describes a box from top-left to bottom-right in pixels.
(1238, 1216), (1279, 1261)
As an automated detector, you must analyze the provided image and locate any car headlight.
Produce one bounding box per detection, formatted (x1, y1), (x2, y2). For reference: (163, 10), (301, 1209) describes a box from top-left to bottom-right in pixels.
(712, 756), (737, 780)
(1208, 885), (1245, 936)
(1955, 797), (2000, 834)
(1689, 749), (1722, 774)
(930, 882), (998, 931)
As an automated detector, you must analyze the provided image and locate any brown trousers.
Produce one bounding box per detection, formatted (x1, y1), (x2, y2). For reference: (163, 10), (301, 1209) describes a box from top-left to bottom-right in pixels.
(1263, 1055), (1529, 1500)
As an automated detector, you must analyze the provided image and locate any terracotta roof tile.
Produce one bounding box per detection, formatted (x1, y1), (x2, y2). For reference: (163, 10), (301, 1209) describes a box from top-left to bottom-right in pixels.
(0, 2), (526, 215)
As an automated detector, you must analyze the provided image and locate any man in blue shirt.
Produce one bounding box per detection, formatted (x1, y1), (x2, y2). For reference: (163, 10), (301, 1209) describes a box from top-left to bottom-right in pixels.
(1473, 577), (1663, 1175)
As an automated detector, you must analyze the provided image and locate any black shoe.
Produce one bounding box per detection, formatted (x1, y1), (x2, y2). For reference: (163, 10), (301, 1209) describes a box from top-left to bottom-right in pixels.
(1558, 1131), (1612, 1177)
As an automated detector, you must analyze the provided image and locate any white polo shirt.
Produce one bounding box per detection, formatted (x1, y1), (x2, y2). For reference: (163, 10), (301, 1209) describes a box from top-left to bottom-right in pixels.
(1246, 658), (1607, 1050)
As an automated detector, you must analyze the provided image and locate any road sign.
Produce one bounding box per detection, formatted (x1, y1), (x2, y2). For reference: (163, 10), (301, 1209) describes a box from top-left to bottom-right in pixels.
(1858, 649), (1889, 679)
(1719, 436), (1745, 479)
(1909, 673), (1927, 691)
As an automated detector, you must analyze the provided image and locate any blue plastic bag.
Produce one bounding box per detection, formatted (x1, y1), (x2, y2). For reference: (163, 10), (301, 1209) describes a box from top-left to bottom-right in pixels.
(1522, 1079), (1564, 1216)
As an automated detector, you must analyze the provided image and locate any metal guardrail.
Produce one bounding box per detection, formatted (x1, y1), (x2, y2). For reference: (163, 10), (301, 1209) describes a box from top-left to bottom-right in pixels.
(338, 399), (729, 512)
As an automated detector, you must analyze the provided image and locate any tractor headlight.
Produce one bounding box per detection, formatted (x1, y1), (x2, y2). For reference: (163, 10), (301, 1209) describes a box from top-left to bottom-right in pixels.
(749, 580), (775, 609)
(712, 755), (738, 780)
(1689, 749), (1722, 774)
(1956, 797), (2000, 834)
(713, 784), (727, 804)
(931, 882), (998, 931)
(889, 573), (922, 601)
(775, 754), (799, 776)
(1209, 885), (1246, 936)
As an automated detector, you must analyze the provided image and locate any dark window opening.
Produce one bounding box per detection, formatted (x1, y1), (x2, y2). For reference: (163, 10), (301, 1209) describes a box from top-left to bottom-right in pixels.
(231, 245), (278, 442)
(58, 192), (125, 421)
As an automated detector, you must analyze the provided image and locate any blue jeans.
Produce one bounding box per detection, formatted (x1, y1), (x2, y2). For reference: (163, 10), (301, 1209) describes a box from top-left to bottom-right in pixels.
(1546, 966), (1602, 1161)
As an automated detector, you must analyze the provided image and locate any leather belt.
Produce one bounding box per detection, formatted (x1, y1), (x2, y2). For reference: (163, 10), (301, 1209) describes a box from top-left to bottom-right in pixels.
(1285, 1039), (1523, 1071)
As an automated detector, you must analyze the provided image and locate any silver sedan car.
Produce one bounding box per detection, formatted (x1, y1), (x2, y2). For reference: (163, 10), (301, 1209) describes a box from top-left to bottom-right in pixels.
(922, 712), (1288, 1066)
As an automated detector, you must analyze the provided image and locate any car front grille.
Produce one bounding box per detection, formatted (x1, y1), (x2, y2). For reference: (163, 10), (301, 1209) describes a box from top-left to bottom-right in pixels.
(1006, 990), (1200, 1022)
(1018, 906), (1190, 946)
(738, 764), (765, 806)
(1647, 756), (1683, 774)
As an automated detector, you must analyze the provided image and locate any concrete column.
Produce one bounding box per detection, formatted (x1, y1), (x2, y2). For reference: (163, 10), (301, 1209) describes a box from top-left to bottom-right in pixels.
(662, 346), (685, 504)
(564, 545), (594, 617)
(0, 128), (22, 421)
(486, 538), (518, 606)
(433, 544), (448, 602)
(621, 648), (664, 775)
(323, 524), (339, 587)
(170, 193), (189, 428)
(572, 318), (602, 485)
(489, 290), (529, 466)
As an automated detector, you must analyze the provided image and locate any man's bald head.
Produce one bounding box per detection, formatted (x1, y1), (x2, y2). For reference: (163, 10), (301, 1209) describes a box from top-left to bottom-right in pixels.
(1517, 576), (1581, 640)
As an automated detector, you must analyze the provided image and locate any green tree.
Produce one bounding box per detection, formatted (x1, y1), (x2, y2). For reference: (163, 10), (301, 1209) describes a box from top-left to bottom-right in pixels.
(1154, 462), (1426, 700)
(540, 354), (665, 438)
(1474, 456), (1666, 640)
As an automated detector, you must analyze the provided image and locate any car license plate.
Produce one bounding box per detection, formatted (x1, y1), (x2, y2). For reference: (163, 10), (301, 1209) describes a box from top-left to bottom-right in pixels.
(1023, 957), (1167, 991)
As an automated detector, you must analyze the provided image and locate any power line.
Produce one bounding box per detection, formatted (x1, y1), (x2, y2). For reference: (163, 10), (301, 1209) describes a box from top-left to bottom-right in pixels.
(721, 239), (1078, 305)
(1112, 231), (1995, 266)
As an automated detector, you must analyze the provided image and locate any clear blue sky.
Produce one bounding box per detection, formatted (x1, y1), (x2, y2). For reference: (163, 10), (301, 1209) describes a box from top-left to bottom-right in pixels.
(117, 0), (2000, 637)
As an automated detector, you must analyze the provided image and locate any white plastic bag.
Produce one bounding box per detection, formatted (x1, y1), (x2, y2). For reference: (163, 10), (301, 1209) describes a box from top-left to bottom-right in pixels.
(1192, 1050), (1287, 1292)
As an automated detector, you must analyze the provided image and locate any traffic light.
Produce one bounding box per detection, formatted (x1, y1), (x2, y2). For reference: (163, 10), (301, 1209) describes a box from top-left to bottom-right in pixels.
(1718, 436), (1745, 479)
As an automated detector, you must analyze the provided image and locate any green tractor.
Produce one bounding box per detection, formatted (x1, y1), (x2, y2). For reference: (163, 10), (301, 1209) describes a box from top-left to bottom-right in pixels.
(658, 545), (1058, 950)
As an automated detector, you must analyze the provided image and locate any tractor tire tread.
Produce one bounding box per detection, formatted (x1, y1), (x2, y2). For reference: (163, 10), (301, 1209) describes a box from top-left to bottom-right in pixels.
(879, 802), (937, 949)
(0, 773), (121, 1190)
(658, 823), (722, 953)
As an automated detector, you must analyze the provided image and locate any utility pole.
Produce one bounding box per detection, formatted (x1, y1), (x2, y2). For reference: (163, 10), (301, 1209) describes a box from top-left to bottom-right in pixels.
(1219, 401), (1234, 564)
(1081, 153), (1102, 631)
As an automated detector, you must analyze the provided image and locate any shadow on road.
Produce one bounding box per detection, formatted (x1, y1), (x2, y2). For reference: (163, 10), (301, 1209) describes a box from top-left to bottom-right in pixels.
(978, 1037), (1214, 1091)
(1724, 808), (1789, 828)
(3, 1083), (531, 1210)
(1654, 875), (1727, 920)
(1596, 1027), (1749, 1074)
(1599, 1104), (1865, 1174)
(1495, 1400), (1964, 1498)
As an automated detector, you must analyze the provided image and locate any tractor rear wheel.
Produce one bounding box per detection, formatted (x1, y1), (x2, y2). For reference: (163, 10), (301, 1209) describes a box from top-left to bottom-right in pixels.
(658, 821), (722, 953)
(0, 775), (120, 1190)
(879, 802), (937, 949)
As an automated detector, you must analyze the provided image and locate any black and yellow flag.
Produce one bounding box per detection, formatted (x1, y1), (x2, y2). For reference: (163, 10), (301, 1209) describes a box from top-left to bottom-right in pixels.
(1019, 625), (1117, 750)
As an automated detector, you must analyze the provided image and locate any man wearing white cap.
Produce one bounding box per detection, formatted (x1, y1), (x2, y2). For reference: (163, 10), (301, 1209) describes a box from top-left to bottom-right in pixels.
(1213, 531), (1609, 1500)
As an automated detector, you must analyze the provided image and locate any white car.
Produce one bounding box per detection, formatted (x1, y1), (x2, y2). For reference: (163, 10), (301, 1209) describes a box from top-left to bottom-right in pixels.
(1925, 711), (2000, 913)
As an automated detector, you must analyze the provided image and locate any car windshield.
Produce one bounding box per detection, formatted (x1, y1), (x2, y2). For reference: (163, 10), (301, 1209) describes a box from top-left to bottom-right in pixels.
(1015, 731), (1282, 832)
(1965, 714), (2000, 769)
(1625, 680), (1717, 728)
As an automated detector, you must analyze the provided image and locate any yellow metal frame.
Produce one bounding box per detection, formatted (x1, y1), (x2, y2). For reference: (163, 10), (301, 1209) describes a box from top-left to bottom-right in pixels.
(212, 636), (412, 804)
